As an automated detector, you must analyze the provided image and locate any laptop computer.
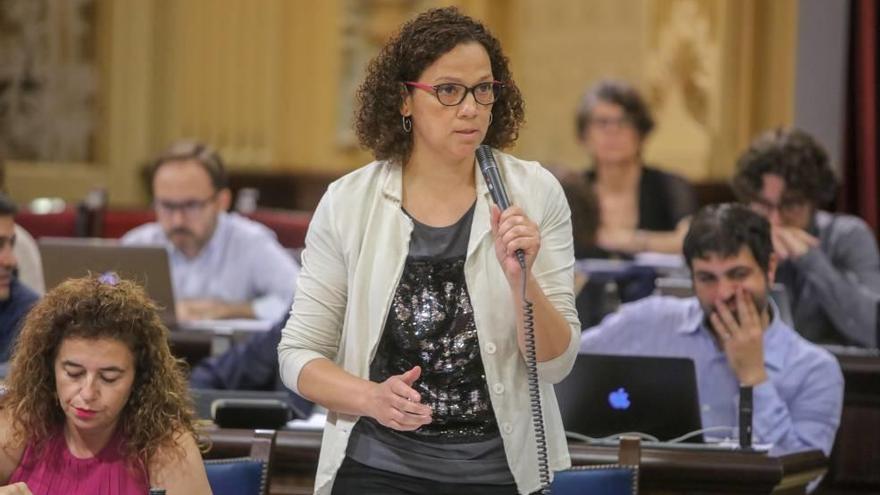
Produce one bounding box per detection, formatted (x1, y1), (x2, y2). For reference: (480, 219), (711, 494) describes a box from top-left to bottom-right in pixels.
(38, 238), (275, 333)
(555, 353), (704, 443)
(38, 238), (178, 325)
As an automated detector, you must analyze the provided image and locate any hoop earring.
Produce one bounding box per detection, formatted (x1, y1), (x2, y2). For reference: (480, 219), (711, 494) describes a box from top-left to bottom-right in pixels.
(402, 116), (412, 133)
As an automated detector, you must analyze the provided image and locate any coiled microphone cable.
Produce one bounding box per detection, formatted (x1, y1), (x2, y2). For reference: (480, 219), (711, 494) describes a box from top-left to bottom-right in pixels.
(476, 145), (551, 494)
(519, 254), (550, 494)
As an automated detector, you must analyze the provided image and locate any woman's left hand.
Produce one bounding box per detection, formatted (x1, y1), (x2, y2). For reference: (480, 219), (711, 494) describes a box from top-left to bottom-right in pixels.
(491, 205), (540, 285)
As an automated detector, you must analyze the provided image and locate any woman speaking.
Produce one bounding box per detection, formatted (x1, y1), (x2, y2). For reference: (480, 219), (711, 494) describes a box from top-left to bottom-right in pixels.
(279, 7), (579, 494)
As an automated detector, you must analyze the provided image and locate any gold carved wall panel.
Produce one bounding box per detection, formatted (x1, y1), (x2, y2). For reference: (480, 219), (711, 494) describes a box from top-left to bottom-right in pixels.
(4, 0), (798, 205)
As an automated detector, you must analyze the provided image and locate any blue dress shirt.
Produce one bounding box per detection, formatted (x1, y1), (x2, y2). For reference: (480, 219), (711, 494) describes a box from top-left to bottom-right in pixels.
(122, 212), (299, 322)
(579, 295), (843, 456)
(0, 278), (39, 362)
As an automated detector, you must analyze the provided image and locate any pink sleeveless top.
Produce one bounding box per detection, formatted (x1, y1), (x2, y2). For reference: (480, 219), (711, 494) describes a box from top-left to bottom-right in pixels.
(8, 428), (149, 495)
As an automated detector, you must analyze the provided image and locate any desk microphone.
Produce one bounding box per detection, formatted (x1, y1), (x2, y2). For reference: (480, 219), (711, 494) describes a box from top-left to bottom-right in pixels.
(739, 385), (753, 449)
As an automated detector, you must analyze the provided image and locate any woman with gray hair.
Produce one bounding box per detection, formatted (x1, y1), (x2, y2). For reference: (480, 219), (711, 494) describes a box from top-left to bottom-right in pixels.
(575, 79), (696, 257)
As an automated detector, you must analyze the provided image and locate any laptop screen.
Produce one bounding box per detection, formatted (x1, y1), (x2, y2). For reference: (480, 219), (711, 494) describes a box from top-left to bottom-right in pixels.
(555, 353), (704, 442)
(38, 238), (177, 326)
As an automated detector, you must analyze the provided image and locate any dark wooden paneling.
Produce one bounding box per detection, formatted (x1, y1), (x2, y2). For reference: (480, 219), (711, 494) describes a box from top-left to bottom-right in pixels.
(821, 350), (880, 493)
(694, 181), (737, 208)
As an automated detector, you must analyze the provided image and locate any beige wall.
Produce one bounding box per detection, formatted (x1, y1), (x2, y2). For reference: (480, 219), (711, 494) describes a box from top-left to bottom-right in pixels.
(6, 0), (797, 206)
(511, 0), (797, 181)
(507, 1), (649, 168)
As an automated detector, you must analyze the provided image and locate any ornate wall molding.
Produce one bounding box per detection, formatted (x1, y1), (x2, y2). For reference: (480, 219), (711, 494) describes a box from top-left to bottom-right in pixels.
(0, 0), (97, 162)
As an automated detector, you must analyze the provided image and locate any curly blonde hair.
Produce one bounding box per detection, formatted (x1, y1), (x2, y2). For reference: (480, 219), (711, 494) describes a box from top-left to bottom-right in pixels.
(2, 275), (197, 465)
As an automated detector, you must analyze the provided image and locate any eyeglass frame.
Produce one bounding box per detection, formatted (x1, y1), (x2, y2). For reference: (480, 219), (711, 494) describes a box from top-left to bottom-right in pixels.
(588, 115), (636, 131)
(403, 80), (504, 106)
(747, 194), (811, 216)
(153, 193), (219, 218)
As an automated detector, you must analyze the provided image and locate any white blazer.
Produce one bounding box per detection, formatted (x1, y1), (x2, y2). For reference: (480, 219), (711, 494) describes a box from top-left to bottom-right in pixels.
(279, 149), (580, 494)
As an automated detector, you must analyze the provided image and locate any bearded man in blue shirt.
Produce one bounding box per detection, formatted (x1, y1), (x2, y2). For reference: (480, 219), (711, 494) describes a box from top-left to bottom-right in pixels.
(580, 203), (843, 456)
(122, 141), (298, 323)
(0, 193), (39, 362)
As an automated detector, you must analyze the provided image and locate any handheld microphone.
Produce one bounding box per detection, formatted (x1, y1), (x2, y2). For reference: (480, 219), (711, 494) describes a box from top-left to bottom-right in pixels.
(475, 145), (525, 268)
(476, 145), (511, 210)
(476, 144), (549, 493)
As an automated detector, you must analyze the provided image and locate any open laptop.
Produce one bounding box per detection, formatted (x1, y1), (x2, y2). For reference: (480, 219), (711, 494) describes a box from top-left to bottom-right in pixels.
(39, 238), (275, 332)
(39, 238), (178, 325)
(555, 353), (704, 443)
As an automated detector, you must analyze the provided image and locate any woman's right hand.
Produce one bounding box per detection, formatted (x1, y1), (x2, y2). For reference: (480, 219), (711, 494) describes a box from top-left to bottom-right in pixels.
(364, 366), (432, 431)
(0, 482), (33, 494)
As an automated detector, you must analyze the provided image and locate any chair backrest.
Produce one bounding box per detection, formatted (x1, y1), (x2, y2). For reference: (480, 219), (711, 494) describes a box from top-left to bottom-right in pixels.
(101, 209), (156, 238)
(553, 466), (638, 495)
(244, 209), (311, 249)
(204, 429), (275, 495)
(552, 437), (640, 495)
(15, 207), (78, 239)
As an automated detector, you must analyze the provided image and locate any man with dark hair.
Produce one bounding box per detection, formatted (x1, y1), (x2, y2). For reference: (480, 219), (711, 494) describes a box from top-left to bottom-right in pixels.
(732, 128), (880, 347)
(1, 157), (44, 293)
(122, 140), (298, 322)
(580, 204), (843, 456)
(0, 193), (39, 361)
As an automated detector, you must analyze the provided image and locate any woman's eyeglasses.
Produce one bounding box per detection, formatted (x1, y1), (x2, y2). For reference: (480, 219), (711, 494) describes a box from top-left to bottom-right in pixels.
(589, 115), (635, 131)
(404, 81), (503, 106)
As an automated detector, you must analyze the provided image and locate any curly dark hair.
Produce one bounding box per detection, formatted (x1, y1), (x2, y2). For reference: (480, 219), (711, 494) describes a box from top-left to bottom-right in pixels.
(2, 275), (198, 466)
(732, 128), (838, 207)
(354, 6), (525, 165)
(575, 79), (655, 140)
(683, 203), (773, 273)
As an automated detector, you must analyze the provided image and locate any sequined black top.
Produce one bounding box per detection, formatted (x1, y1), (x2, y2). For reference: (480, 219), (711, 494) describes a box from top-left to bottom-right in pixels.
(346, 202), (514, 485)
(369, 202), (498, 441)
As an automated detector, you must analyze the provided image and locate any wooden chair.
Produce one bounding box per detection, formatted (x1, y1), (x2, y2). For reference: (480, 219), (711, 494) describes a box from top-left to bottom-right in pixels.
(204, 429), (276, 495)
(552, 436), (640, 494)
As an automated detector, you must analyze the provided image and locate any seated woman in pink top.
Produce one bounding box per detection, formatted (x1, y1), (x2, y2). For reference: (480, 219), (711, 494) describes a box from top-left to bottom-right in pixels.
(0, 274), (211, 495)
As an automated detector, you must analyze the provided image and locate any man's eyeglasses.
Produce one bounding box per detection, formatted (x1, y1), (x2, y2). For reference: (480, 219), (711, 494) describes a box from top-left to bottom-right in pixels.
(404, 81), (503, 106)
(154, 194), (217, 217)
(748, 196), (808, 216)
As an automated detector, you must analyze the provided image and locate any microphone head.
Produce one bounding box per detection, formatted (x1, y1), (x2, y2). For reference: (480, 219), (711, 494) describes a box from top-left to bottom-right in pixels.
(476, 145), (497, 172)
(475, 145), (510, 210)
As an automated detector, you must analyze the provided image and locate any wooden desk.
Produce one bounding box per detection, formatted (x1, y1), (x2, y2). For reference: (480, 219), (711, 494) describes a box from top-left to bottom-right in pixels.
(571, 443), (825, 495)
(821, 349), (880, 493)
(201, 428), (826, 495)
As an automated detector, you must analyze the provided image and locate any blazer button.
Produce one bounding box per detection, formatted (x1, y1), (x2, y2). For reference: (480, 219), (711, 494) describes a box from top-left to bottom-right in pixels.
(502, 422), (514, 434)
(493, 383), (505, 395)
(485, 342), (497, 354)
